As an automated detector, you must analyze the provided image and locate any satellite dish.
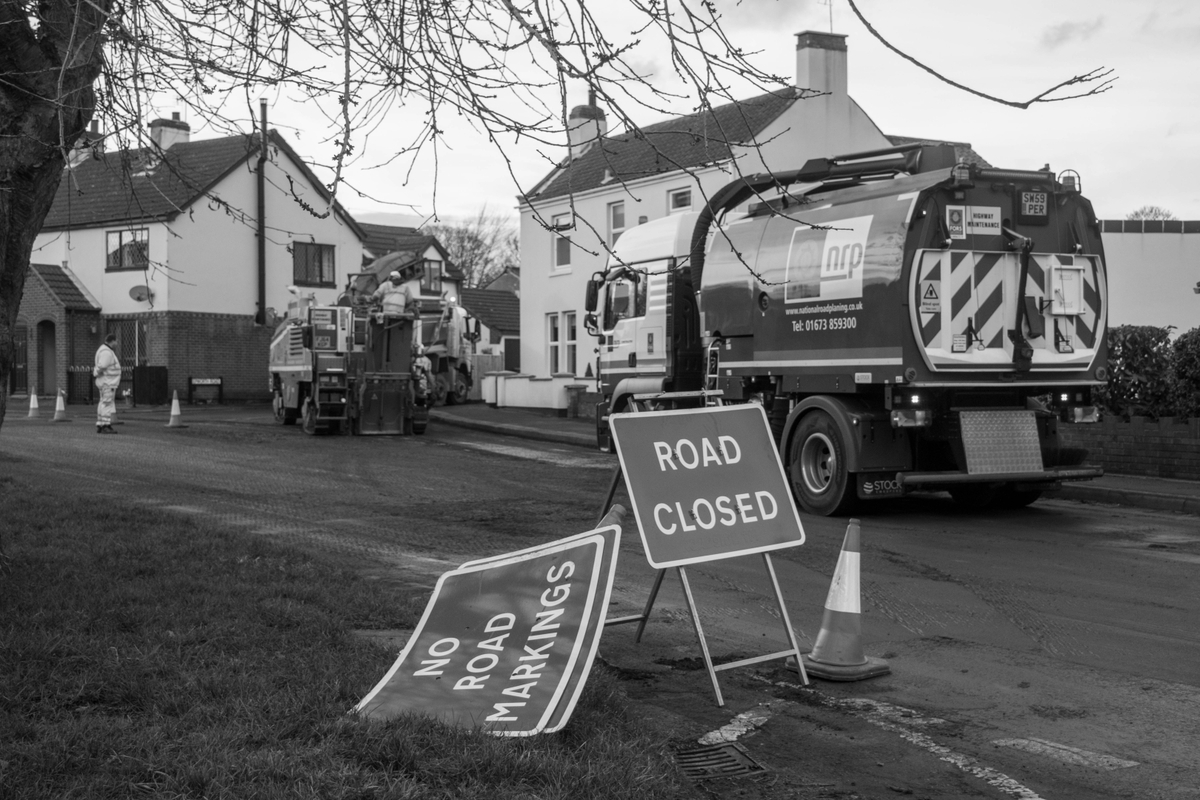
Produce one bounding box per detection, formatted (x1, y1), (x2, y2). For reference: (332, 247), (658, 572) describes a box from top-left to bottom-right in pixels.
(129, 285), (153, 303)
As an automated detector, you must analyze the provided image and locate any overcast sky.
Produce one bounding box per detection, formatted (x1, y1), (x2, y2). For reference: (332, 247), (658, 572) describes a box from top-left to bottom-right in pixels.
(248, 0), (1200, 225)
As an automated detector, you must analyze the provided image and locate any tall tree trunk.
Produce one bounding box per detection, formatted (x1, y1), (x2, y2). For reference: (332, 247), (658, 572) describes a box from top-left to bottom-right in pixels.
(0, 0), (108, 433)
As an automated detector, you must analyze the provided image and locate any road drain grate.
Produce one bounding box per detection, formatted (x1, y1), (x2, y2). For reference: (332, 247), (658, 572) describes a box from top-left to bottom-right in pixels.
(675, 742), (766, 779)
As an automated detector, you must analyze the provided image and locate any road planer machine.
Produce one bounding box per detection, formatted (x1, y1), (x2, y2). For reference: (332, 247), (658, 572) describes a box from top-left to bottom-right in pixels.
(269, 280), (433, 435)
(586, 144), (1108, 515)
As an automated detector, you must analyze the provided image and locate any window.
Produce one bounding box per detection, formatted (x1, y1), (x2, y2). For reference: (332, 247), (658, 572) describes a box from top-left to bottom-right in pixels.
(603, 274), (647, 330)
(106, 229), (149, 271)
(547, 314), (560, 374)
(565, 312), (577, 375)
(668, 188), (693, 214)
(607, 201), (626, 246)
(421, 260), (443, 294)
(551, 213), (572, 269)
(293, 242), (336, 286)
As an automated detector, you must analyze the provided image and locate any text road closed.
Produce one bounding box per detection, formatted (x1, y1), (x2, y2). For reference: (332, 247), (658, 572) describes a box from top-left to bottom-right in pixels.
(610, 404), (805, 568)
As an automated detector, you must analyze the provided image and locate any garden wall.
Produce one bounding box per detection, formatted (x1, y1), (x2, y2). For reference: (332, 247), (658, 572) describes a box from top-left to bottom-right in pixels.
(1059, 417), (1200, 481)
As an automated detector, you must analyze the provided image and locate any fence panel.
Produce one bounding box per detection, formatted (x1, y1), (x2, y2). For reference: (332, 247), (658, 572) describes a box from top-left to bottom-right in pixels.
(467, 354), (504, 401)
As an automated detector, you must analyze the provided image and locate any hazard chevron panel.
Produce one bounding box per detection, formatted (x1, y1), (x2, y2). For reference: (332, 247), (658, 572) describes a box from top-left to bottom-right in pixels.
(910, 249), (1105, 372)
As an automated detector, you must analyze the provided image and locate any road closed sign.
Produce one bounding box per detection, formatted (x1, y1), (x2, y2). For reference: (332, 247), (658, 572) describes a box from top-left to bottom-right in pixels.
(355, 527), (619, 735)
(610, 404), (805, 568)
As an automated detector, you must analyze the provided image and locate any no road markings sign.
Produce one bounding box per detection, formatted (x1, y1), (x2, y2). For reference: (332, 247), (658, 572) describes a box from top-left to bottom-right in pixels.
(355, 526), (620, 735)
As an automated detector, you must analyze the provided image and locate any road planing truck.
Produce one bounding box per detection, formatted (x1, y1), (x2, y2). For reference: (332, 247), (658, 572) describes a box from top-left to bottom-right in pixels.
(269, 286), (432, 436)
(585, 144), (1107, 515)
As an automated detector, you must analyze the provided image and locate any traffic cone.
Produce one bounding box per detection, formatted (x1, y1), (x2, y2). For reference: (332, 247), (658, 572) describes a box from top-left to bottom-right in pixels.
(27, 386), (39, 418)
(165, 391), (187, 428)
(52, 390), (71, 422)
(799, 519), (891, 681)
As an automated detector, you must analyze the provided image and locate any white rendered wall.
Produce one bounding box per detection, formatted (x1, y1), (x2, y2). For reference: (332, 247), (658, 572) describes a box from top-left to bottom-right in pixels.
(1103, 231), (1200, 333)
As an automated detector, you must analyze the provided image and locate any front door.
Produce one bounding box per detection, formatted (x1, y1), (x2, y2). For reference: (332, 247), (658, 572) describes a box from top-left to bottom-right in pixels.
(10, 325), (28, 395)
(37, 320), (57, 396)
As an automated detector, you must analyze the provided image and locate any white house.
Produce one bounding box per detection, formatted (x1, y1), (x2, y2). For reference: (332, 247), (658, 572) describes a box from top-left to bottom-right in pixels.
(512, 31), (986, 411)
(25, 114), (367, 402)
(1101, 220), (1200, 333)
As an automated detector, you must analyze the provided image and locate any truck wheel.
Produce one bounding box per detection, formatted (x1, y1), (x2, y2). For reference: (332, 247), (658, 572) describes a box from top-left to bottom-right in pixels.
(445, 370), (470, 405)
(272, 390), (297, 425)
(790, 411), (856, 516)
(301, 399), (318, 436)
(433, 374), (450, 406)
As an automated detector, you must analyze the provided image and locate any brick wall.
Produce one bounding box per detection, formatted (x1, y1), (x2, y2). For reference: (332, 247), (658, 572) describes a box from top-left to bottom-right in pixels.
(1059, 418), (1200, 480)
(14, 279), (99, 400)
(163, 312), (274, 402)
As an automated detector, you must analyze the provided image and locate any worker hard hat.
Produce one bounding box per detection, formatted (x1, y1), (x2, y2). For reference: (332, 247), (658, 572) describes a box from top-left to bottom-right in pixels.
(389, 270), (402, 279)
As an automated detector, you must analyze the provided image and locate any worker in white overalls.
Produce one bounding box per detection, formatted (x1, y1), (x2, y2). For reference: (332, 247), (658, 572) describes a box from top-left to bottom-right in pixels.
(370, 270), (418, 319)
(93, 333), (122, 434)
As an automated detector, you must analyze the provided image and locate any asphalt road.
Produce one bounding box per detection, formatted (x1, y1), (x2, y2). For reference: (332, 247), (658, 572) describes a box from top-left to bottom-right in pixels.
(3, 406), (1197, 799)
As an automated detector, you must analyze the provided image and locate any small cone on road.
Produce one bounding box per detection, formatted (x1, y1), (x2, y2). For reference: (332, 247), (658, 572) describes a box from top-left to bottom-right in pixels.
(166, 391), (187, 428)
(52, 390), (71, 422)
(799, 519), (891, 681)
(27, 387), (39, 418)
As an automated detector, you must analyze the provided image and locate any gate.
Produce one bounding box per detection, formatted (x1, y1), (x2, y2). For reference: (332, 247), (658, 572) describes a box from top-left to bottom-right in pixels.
(133, 366), (169, 406)
(467, 354), (504, 401)
(10, 325), (28, 394)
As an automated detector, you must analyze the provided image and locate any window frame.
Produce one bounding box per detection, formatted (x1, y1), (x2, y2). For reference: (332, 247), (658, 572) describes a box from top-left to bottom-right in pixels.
(547, 313), (561, 374)
(292, 242), (337, 287)
(105, 228), (150, 272)
(421, 259), (443, 295)
(607, 201), (626, 247)
(564, 312), (577, 376)
(551, 213), (572, 270)
(668, 187), (693, 214)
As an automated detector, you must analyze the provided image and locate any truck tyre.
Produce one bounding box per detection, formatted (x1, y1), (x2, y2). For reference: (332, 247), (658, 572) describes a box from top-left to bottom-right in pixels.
(301, 399), (318, 436)
(445, 369), (470, 405)
(272, 390), (298, 425)
(790, 411), (856, 516)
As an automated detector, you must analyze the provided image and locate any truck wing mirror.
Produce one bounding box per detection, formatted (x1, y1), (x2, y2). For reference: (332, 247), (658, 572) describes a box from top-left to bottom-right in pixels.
(584, 279), (600, 312)
(584, 312), (599, 337)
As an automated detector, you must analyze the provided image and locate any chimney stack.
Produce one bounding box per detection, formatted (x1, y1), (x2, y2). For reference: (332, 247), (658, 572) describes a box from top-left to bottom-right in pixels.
(148, 111), (191, 151)
(795, 31), (848, 96)
(567, 89), (607, 161)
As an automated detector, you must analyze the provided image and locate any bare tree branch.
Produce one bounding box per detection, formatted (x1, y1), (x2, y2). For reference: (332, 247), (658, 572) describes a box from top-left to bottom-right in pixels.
(846, 0), (1116, 108)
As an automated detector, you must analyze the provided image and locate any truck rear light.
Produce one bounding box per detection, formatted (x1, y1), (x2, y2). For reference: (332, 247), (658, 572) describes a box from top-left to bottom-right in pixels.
(1067, 405), (1100, 423)
(891, 409), (931, 428)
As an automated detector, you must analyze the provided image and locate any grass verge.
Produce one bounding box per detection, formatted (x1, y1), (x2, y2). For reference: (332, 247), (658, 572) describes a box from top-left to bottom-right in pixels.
(0, 475), (694, 799)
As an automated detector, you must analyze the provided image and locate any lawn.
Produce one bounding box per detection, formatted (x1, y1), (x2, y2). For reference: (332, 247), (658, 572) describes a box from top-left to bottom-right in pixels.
(0, 474), (694, 799)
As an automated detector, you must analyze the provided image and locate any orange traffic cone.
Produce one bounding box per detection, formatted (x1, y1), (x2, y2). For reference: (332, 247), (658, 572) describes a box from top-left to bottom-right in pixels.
(800, 519), (890, 681)
(165, 391), (187, 428)
(27, 386), (39, 418)
(52, 390), (71, 422)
